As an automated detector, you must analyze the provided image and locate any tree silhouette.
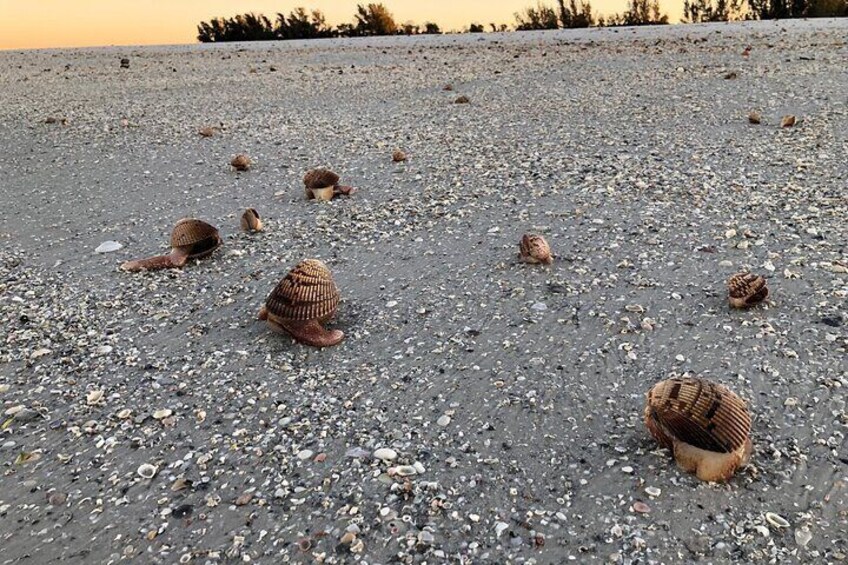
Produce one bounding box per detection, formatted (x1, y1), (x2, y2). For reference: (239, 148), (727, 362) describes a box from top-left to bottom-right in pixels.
(515, 1), (594, 29)
(469, 23), (485, 32)
(352, 3), (398, 36)
(746, 0), (847, 17)
(599, 0), (669, 25)
(424, 22), (442, 34)
(682, 0), (743, 21)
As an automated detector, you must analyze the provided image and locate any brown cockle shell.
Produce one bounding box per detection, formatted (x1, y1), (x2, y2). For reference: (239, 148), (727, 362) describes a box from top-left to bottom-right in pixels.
(727, 272), (768, 308)
(780, 115), (796, 128)
(519, 234), (553, 265)
(259, 259), (344, 347)
(645, 376), (752, 482)
(303, 168), (356, 200)
(240, 208), (263, 232)
(121, 218), (221, 272)
(231, 154), (251, 171)
(392, 150), (407, 162)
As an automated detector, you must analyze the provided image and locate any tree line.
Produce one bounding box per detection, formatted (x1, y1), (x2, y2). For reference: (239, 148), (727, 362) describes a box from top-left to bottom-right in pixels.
(197, 0), (847, 42)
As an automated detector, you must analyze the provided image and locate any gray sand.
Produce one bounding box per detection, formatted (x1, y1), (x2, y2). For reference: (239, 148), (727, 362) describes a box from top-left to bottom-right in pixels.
(1, 19), (846, 564)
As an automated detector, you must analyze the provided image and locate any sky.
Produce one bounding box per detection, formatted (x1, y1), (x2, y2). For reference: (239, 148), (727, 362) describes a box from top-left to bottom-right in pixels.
(0, 1), (683, 50)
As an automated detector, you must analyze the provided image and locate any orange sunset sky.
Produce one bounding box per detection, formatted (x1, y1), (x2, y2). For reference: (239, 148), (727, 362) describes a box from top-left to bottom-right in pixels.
(0, 1), (684, 50)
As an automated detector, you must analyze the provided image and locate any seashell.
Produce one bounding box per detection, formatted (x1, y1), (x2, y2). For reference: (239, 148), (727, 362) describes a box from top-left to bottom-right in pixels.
(443, 84), (454, 91)
(121, 218), (221, 272)
(780, 115), (796, 128)
(454, 95), (470, 104)
(519, 234), (553, 265)
(727, 272), (769, 308)
(304, 168), (340, 190)
(724, 71), (738, 80)
(153, 408), (172, 420)
(645, 376), (752, 482)
(373, 447), (398, 461)
(392, 149), (407, 162)
(198, 126), (217, 137)
(748, 111), (761, 124)
(765, 512), (790, 529)
(137, 463), (158, 479)
(259, 259), (344, 347)
(303, 168), (356, 200)
(230, 154), (251, 171)
(240, 208), (263, 232)
(15, 451), (41, 465)
(86, 390), (104, 405)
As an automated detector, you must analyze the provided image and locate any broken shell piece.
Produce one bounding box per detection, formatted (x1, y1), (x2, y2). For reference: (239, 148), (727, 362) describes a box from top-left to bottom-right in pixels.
(519, 234), (553, 265)
(121, 218), (222, 272)
(748, 111), (761, 124)
(765, 512), (790, 529)
(392, 149), (407, 162)
(259, 259), (344, 348)
(231, 154), (251, 171)
(727, 272), (769, 308)
(240, 208), (263, 232)
(198, 126), (217, 137)
(86, 390), (104, 405)
(455, 95), (470, 104)
(137, 463), (158, 479)
(153, 409), (172, 420)
(645, 376), (752, 482)
(780, 115), (796, 128)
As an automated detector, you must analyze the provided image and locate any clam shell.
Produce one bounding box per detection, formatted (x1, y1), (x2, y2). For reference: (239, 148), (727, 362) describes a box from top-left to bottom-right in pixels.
(137, 463), (158, 479)
(231, 154), (251, 171)
(392, 150), (407, 162)
(519, 234), (553, 265)
(170, 218), (221, 258)
(645, 376), (751, 454)
(748, 111), (761, 124)
(240, 208), (263, 232)
(265, 259), (340, 322)
(304, 168), (340, 190)
(727, 272), (768, 308)
(780, 115), (796, 128)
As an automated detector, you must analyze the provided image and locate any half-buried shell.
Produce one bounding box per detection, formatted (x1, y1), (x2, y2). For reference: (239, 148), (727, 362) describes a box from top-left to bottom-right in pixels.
(645, 376), (752, 482)
(727, 272), (768, 308)
(258, 259), (344, 347)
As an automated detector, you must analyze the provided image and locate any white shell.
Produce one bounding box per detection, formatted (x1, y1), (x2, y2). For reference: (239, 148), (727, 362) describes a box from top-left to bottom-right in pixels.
(95, 241), (123, 253)
(373, 448), (398, 461)
(765, 512), (790, 529)
(137, 463), (158, 479)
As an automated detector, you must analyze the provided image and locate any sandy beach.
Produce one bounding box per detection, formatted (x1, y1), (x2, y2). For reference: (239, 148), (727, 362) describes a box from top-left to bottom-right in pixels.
(1, 19), (846, 564)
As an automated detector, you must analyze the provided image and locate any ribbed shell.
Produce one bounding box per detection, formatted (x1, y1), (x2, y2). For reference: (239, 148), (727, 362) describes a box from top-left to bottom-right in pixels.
(170, 218), (219, 249)
(520, 234), (553, 264)
(265, 259), (340, 321)
(727, 272), (768, 307)
(303, 168), (340, 189)
(645, 377), (751, 454)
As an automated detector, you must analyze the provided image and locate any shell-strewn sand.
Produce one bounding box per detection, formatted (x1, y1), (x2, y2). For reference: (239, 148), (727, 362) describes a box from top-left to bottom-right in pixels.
(1, 20), (846, 564)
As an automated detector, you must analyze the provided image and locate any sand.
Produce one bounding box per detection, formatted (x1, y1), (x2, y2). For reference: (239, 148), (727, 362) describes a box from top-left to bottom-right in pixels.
(0, 19), (846, 564)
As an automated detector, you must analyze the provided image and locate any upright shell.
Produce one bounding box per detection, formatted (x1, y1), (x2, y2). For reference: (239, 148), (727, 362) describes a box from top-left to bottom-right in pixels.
(240, 208), (263, 232)
(231, 154), (251, 171)
(304, 168), (339, 200)
(519, 234), (553, 265)
(265, 259), (340, 322)
(727, 272), (768, 308)
(645, 376), (752, 482)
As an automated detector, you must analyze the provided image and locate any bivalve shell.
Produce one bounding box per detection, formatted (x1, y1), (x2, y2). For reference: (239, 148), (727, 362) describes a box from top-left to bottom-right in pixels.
(519, 234), (553, 265)
(727, 272), (769, 308)
(230, 154), (251, 171)
(645, 376), (752, 482)
(265, 259), (340, 322)
(137, 463), (158, 479)
(240, 208), (263, 232)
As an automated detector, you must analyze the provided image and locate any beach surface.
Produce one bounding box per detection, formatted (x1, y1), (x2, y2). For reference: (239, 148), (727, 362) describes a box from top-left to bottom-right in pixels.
(0, 19), (846, 564)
